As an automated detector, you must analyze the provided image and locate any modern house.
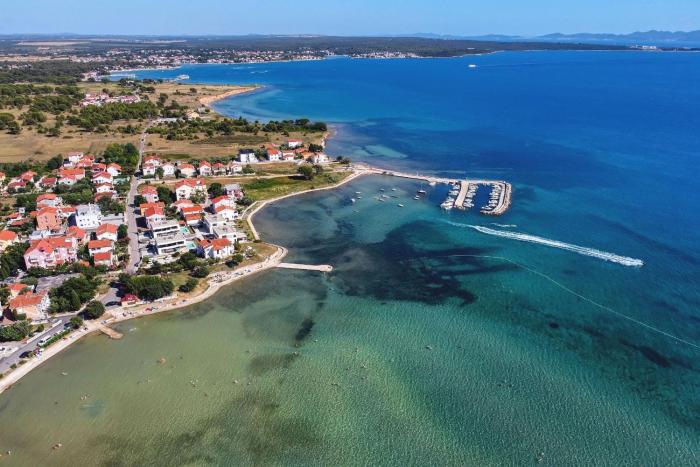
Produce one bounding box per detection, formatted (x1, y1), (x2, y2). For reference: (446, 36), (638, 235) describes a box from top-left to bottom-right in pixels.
(238, 149), (258, 164)
(175, 179), (207, 200)
(73, 204), (103, 230)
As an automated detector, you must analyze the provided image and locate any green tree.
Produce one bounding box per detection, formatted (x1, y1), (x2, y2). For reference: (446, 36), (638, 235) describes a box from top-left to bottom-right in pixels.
(0, 321), (31, 342)
(178, 278), (198, 293)
(68, 290), (81, 311)
(297, 165), (314, 180)
(82, 301), (105, 320)
(208, 182), (224, 198)
(69, 316), (84, 329)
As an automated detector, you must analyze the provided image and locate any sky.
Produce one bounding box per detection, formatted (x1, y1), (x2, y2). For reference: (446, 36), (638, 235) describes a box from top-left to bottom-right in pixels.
(1, 0), (698, 36)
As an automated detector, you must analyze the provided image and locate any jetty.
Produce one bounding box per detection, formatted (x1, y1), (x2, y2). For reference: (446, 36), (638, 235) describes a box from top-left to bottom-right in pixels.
(276, 263), (333, 272)
(98, 325), (123, 340)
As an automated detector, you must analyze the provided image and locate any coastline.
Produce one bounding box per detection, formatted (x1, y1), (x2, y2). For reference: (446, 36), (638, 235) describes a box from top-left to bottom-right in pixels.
(198, 85), (260, 108)
(0, 169), (365, 395)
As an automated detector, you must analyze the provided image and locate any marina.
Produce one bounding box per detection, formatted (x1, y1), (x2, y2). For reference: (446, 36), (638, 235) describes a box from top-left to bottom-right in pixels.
(358, 165), (512, 215)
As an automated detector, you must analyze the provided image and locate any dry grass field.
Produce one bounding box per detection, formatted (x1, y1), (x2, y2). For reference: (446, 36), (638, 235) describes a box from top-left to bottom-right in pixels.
(0, 81), (323, 163)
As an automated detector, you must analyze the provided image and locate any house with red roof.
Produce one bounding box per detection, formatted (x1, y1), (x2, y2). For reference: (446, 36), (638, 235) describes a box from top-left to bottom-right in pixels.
(92, 172), (113, 185)
(266, 148), (282, 161)
(106, 163), (122, 177)
(212, 162), (227, 175)
(35, 207), (62, 231)
(20, 171), (37, 182)
(92, 251), (116, 267)
(0, 230), (18, 251)
(9, 291), (49, 321)
(88, 239), (113, 256)
(58, 167), (85, 180)
(175, 179), (207, 200)
(141, 185), (159, 203)
(198, 161), (212, 177)
(23, 237), (78, 269)
(96, 223), (119, 242)
(39, 176), (57, 189)
(197, 238), (234, 259)
(66, 226), (88, 244)
(139, 202), (165, 216)
(178, 163), (196, 178)
(287, 138), (304, 149)
(8, 282), (33, 298)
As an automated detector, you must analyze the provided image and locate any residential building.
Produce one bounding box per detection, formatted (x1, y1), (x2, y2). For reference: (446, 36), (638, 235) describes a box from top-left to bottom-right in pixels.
(92, 172), (113, 185)
(178, 163), (196, 178)
(267, 148), (282, 161)
(96, 223), (119, 242)
(88, 239), (112, 256)
(175, 179), (207, 201)
(0, 230), (18, 251)
(161, 162), (176, 177)
(35, 207), (62, 231)
(287, 138), (304, 149)
(93, 251), (116, 267)
(312, 153), (330, 164)
(106, 163), (122, 177)
(238, 149), (258, 164)
(58, 168), (85, 180)
(139, 202), (165, 216)
(142, 185), (159, 203)
(154, 233), (189, 255)
(9, 291), (50, 321)
(198, 161), (212, 177)
(36, 193), (62, 208)
(149, 220), (180, 239)
(197, 238), (234, 259)
(66, 226), (89, 244)
(23, 237), (78, 269)
(73, 204), (103, 230)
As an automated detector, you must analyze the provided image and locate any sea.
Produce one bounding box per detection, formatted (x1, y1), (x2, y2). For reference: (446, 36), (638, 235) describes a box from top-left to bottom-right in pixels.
(0, 52), (699, 465)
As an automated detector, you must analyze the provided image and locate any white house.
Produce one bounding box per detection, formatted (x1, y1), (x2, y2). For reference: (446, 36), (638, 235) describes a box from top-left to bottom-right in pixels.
(142, 164), (157, 177)
(95, 183), (113, 194)
(198, 161), (212, 177)
(178, 163), (196, 178)
(312, 153), (330, 164)
(96, 223), (119, 242)
(287, 139), (304, 149)
(175, 179), (207, 200)
(73, 204), (103, 230)
(266, 149), (282, 161)
(197, 238), (234, 260)
(106, 163), (122, 177)
(92, 172), (113, 185)
(238, 149), (258, 164)
(162, 162), (176, 178)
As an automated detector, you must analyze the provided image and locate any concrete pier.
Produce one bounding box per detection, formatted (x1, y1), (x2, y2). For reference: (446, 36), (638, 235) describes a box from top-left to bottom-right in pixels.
(277, 263), (333, 272)
(98, 325), (123, 339)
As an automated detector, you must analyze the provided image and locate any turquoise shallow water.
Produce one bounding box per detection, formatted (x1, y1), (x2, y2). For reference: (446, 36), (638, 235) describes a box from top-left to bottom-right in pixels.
(0, 53), (699, 465)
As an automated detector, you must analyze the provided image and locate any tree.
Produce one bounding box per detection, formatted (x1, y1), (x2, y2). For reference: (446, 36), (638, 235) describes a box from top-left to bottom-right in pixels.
(118, 224), (128, 239)
(68, 290), (81, 311)
(208, 182), (224, 198)
(179, 278), (198, 293)
(191, 265), (210, 278)
(242, 164), (255, 174)
(120, 275), (174, 301)
(297, 165), (314, 180)
(133, 195), (146, 206)
(155, 167), (164, 179)
(0, 321), (31, 342)
(308, 143), (324, 153)
(69, 316), (84, 330)
(157, 185), (173, 205)
(83, 301), (105, 320)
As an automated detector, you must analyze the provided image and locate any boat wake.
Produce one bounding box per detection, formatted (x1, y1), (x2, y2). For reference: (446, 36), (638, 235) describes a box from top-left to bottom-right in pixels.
(448, 222), (644, 267)
(491, 223), (517, 228)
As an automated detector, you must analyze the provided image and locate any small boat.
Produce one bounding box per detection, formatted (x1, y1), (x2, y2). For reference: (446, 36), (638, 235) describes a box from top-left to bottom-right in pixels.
(391, 188), (397, 191)
(417, 189), (426, 194)
(428, 181), (437, 187)
(414, 196), (420, 200)
(468, 64), (477, 69)
(397, 204), (404, 207)
(351, 198), (356, 203)
(355, 191), (362, 194)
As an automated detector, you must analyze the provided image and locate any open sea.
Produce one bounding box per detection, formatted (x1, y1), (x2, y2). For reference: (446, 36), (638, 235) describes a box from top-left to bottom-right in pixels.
(1, 52), (699, 465)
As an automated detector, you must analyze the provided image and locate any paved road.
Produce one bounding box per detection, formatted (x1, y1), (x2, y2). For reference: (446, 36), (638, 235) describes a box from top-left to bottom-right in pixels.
(126, 122), (152, 273)
(0, 316), (71, 374)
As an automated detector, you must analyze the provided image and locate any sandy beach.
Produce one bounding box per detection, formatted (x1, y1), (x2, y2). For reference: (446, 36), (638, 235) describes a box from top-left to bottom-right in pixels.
(198, 86), (260, 108)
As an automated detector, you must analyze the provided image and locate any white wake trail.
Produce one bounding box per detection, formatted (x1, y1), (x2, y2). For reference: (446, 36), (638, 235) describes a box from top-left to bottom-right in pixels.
(449, 222), (644, 267)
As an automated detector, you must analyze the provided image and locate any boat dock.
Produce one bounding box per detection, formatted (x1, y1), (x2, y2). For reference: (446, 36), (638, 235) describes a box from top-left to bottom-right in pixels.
(98, 325), (123, 340)
(359, 165), (512, 216)
(277, 263), (333, 272)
